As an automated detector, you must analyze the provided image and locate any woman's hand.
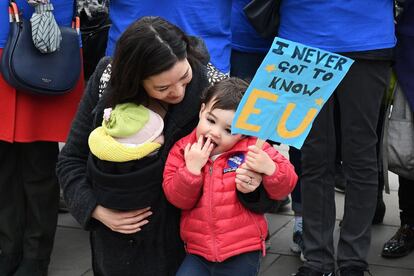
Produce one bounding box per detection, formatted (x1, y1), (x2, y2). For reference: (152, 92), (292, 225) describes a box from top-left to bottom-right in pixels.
(245, 145), (276, 176)
(92, 205), (153, 234)
(235, 163), (263, 193)
(184, 135), (214, 175)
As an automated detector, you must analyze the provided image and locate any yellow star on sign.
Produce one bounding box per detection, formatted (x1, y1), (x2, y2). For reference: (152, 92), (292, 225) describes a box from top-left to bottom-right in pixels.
(264, 64), (276, 73)
(315, 98), (324, 106)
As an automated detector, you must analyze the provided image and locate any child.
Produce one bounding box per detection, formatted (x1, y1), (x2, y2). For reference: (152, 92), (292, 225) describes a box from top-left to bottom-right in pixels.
(163, 77), (298, 275)
(87, 102), (165, 210)
(89, 102), (164, 162)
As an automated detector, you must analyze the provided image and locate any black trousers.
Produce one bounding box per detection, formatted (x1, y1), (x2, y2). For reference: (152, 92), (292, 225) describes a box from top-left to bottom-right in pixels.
(301, 58), (391, 272)
(0, 141), (59, 261)
(399, 176), (414, 226)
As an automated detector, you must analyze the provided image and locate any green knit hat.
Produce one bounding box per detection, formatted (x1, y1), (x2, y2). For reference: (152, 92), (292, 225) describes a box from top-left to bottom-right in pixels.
(102, 103), (149, 138)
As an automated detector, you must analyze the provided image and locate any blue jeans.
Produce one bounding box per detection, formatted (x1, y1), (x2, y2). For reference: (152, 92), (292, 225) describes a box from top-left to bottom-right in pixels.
(176, 251), (261, 276)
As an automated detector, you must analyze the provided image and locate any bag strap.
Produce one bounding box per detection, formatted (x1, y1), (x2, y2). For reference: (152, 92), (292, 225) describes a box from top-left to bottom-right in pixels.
(8, 1), (20, 23)
(72, 0), (80, 34)
(380, 80), (406, 194)
(8, 0), (80, 31)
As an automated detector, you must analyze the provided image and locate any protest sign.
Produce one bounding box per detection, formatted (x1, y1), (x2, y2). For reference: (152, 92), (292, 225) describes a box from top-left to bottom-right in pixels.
(231, 37), (354, 149)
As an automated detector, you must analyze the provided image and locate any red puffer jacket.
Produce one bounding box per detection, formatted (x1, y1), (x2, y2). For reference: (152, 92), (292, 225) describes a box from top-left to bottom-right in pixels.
(163, 130), (297, 262)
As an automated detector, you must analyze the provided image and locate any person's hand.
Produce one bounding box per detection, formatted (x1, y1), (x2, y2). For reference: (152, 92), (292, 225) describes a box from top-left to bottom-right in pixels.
(235, 163), (263, 193)
(245, 145), (276, 176)
(184, 135), (214, 175)
(92, 205), (152, 234)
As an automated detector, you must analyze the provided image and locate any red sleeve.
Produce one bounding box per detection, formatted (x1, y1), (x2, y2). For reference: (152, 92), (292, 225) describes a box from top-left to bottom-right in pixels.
(261, 143), (298, 200)
(162, 139), (204, 210)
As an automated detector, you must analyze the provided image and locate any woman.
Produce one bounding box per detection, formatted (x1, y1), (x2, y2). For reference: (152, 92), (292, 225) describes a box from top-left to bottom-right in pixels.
(56, 16), (265, 276)
(0, 1), (84, 275)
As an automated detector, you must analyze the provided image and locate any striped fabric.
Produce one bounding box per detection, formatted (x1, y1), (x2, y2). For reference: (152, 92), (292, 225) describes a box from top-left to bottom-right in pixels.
(28, 1), (62, 53)
(77, 0), (108, 19)
(28, 0), (48, 4)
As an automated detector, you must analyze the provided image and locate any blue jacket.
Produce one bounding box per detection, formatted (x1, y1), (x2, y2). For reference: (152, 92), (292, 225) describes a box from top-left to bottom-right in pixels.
(106, 0), (232, 73)
(278, 0), (396, 53)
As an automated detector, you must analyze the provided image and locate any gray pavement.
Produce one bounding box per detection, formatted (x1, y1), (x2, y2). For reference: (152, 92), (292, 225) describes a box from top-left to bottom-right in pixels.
(49, 146), (414, 275)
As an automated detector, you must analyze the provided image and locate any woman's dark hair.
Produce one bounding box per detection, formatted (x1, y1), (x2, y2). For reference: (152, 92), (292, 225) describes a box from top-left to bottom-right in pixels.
(201, 77), (249, 111)
(109, 16), (206, 106)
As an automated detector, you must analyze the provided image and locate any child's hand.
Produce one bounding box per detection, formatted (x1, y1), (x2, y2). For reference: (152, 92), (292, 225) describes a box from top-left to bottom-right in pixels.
(245, 145), (276, 176)
(184, 135), (214, 175)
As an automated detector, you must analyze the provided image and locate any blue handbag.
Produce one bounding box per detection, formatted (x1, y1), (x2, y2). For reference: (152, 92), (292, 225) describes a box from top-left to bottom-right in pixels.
(0, 1), (81, 96)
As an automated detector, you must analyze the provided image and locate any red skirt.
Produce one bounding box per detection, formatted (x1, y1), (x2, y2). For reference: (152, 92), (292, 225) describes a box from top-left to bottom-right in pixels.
(0, 48), (85, 143)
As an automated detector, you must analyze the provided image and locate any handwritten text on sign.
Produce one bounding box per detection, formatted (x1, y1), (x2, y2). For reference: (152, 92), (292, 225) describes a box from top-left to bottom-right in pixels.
(231, 37), (354, 149)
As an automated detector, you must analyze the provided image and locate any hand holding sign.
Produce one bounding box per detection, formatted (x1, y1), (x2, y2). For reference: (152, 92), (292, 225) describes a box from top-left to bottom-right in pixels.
(231, 37), (354, 149)
(245, 145), (276, 176)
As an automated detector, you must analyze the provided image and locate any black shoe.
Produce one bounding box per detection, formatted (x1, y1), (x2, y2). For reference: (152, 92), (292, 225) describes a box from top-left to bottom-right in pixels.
(14, 258), (49, 276)
(372, 198), (385, 225)
(382, 224), (414, 258)
(339, 266), (369, 276)
(293, 266), (335, 276)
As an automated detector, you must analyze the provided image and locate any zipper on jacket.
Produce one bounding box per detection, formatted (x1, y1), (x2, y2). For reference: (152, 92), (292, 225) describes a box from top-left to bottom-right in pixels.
(247, 211), (266, 257)
(208, 163), (219, 261)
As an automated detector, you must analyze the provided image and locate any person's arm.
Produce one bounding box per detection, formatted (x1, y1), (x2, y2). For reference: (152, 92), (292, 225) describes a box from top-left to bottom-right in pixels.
(235, 162), (281, 214)
(237, 184), (279, 214)
(162, 137), (210, 210)
(259, 143), (298, 200)
(56, 57), (110, 230)
(91, 205), (152, 234)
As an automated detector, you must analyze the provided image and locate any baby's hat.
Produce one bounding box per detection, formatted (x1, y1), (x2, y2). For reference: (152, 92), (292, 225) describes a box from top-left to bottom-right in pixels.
(102, 103), (164, 146)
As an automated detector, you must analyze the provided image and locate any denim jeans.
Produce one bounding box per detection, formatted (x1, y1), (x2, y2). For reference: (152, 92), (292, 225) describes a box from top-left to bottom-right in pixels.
(176, 251), (261, 276)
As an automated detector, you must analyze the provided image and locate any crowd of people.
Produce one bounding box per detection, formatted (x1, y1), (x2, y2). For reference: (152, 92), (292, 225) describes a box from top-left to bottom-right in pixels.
(0, 0), (413, 276)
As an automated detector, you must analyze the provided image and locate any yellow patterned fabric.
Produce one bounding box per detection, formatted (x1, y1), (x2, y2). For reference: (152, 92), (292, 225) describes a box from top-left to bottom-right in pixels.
(88, 127), (161, 162)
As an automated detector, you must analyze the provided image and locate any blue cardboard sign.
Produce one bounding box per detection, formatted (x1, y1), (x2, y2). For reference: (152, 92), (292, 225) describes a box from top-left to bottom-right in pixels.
(231, 37), (354, 149)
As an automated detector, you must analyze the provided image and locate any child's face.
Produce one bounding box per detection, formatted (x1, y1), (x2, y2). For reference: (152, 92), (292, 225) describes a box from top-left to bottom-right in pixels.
(196, 101), (243, 156)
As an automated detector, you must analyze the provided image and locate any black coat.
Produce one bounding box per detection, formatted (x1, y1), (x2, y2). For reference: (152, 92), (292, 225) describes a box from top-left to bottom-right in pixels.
(57, 55), (209, 275)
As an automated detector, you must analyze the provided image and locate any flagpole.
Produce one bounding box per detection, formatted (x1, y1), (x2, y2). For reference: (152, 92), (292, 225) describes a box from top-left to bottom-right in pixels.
(255, 138), (265, 149)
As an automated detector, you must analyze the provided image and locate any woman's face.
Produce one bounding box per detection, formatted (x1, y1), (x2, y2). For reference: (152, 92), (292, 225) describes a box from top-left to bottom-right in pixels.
(143, 59), (193, 104)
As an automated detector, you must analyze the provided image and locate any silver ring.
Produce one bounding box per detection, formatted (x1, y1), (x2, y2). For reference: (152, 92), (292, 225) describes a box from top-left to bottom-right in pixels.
(247, 177), (253, 185)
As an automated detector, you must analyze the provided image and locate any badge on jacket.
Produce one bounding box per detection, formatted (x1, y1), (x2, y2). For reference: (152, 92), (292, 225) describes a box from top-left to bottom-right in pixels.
(223, 153), (245, 173)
